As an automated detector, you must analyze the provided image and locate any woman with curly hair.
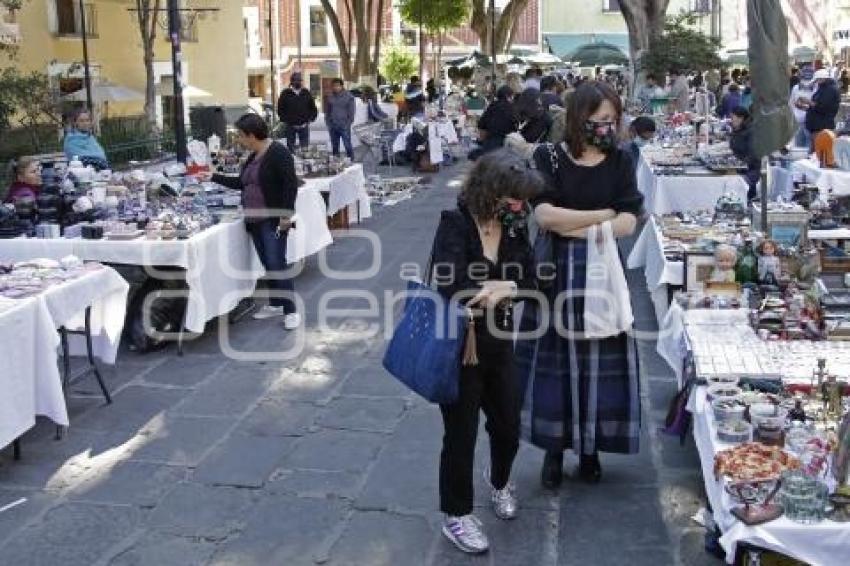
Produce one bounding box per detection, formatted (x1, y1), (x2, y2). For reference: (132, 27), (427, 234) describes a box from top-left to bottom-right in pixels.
(430, 148), (539, 554)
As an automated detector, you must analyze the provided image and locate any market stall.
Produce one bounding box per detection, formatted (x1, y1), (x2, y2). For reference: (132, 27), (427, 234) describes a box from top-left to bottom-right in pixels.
(300, 163), (372, 222)
(0, 262), (129, 451)
(657, 305), (850, 566)
(392, 119), (459, 165)
(791, 158), (850, 198)
(637, 149), (751, 215)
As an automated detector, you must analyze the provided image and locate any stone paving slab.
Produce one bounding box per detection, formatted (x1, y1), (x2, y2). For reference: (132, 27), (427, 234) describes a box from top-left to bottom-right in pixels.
(146, 482), (256, 540)
(68, 461), (187, 507)
(105, 532), (219, 566)
(0, 502), (142, 566)
(192, 434), (298, 488)
(127, 415), (235, 466)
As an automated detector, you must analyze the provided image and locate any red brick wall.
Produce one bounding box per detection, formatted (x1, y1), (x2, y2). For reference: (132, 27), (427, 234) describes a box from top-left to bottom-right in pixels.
(447, 2), (539, 48)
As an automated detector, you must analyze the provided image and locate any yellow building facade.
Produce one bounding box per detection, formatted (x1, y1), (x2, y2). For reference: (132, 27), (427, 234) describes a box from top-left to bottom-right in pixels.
(2, 0), (248, 124)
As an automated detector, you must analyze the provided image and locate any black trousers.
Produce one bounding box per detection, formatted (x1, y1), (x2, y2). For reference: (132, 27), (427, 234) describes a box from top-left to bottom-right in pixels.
(439, 334), (520, 516)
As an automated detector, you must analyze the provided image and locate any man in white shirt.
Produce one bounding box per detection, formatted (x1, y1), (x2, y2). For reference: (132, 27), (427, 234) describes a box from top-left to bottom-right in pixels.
(790, 79), (815, 148)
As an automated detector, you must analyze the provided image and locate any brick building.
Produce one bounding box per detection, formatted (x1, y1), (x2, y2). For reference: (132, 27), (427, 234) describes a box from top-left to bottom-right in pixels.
(244, 0), (541, 102)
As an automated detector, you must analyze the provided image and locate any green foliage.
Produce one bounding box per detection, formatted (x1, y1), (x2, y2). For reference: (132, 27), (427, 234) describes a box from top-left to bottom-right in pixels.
(380, 42), (419, 86)
(643, 13), (723, 76)
(398, 0), (468, 34)
(0, 67), (63, 148)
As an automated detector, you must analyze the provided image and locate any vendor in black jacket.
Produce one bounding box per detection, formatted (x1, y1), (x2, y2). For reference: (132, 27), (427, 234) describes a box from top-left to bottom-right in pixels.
(803, 69), (841, 143)
(277, 72), (318, 152)
(200, 114), (302, 329)
(729, 106), (761, 202)
(468, 86), (518, 161)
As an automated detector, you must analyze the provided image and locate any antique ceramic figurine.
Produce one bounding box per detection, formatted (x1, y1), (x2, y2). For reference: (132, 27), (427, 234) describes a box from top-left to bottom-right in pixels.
(758, 239), (781, 286)
(709, 244), (738, 283)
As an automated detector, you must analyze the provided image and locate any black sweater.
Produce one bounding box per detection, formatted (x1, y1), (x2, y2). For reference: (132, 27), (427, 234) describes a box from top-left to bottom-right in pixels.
(806, 80), (841, 133)
(431, 204), (534, 304)
(277, 87), (318, 126)
(212, 141), (298, 216)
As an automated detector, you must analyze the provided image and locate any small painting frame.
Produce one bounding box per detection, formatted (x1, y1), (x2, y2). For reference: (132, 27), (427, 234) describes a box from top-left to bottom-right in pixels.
(683, 251), (717, 292)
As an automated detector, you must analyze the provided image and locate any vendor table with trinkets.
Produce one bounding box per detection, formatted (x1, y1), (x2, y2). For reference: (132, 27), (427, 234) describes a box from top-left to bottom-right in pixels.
(792, 159), (850, 198)
(637, 148), (751, 215)
(658, 306), (850, 565)
(0, 261), (129, 452)
(300, 164), (372, 224)
(0, 220), (263, 334)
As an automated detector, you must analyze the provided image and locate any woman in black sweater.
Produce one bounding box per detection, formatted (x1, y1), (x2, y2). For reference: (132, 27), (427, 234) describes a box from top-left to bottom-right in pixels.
(200, 114), (301, 329)
(431, 149), (539, 554)
(517, 81), (643, 488)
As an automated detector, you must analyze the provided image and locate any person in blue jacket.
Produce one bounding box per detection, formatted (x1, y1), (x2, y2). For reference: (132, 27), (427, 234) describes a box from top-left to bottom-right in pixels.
(63, 109), (109, 170)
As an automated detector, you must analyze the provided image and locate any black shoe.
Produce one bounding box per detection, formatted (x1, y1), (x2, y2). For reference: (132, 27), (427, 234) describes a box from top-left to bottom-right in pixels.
(579, 454), (602, 484)
(541, 451), (563, 489)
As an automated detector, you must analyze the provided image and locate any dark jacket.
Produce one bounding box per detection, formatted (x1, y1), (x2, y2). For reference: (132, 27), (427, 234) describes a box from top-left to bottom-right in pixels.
(431, 203), (534, 305)
(720, 92), (742, 118)
(478, 100), (518, 140)
(729, 121), (759, 168)
(540, 91), (563, 109)
(405, 84), (425, 116)
(277, 87), (318, 126)
(211, 141), (298, 217)
(324, 90), (356, 129)
(806, 79), (841, 133)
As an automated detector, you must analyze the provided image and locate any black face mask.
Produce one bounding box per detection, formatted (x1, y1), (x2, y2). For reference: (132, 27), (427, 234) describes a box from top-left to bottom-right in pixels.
(583, 120), (618, 153)
(292, 81), (302, 90)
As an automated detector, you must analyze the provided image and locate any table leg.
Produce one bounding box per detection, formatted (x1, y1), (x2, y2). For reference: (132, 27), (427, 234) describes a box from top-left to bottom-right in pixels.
(84, 308), (111, 404)
(12, 439), (20, 460)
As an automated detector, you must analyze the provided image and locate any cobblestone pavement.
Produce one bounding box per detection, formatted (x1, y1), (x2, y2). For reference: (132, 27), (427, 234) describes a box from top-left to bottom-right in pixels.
(0, 163), (720, 566)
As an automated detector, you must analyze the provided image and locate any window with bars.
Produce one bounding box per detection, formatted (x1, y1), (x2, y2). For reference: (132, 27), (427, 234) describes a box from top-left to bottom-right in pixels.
(310, 6), (328, 47)
(53, 0), (97, 37)
(603, 0), (621, 12)
(693, 0), (713, 14)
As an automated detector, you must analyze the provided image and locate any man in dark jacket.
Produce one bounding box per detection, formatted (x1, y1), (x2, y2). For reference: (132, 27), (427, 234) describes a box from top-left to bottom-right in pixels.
(539, 76), (564, 109)
(729, 107), (760, 201)
(324, 78), (356, 159)
(405, 76), (426, 117)
(277, 73), (318, 151)
(804, 69), (841, 141)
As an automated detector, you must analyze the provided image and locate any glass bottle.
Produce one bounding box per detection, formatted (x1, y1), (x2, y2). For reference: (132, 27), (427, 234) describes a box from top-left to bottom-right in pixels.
(735, 239), (759, 284)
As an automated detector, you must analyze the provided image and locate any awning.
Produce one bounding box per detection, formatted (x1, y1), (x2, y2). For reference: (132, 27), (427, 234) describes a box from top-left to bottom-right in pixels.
(62, 82), (144, 103)
(156, 77), (212, 98)
(543, 33), (629, 60)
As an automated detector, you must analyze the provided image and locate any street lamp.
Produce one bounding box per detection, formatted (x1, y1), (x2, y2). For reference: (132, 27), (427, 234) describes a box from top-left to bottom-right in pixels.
(78, 0), (94, 111)
(167, 0), (188, 163)
(418, 0), (424, 80)
(490, 0), (496, 90)
(268, 0), (277, 106)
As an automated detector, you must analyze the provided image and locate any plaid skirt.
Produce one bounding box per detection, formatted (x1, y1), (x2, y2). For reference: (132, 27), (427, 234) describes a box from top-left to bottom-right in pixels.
(516, 238), (640, 455)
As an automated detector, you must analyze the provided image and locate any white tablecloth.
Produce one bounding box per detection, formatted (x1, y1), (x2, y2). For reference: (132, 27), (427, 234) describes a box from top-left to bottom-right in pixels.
(637, 154), (750, 215)
(0, 266), (130, 449)
(627, 217), (683, 324)
(792, 158), (850, 197)
(690, 386), (850, 566)
(0, 221), (264, 333)
(0, 297), (64, 449)
(289, 185), (333, 264)
(300, 164), (372, 220)
(392, 121), (459, 164)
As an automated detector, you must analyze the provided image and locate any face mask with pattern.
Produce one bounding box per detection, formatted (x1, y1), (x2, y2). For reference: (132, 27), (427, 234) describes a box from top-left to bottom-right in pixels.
(584, 120), (618, 152)
(497, 200), (527, 237)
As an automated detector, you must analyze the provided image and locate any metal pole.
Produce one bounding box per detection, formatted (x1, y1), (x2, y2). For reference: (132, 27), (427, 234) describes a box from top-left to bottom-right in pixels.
(268, 0), (277, 105)
(490, 0), (496, 91)
(295, 0), (302, 68)
(418, 0), (424, 80)
(168, 0), (188, 163)
(78, 0), (94, 111)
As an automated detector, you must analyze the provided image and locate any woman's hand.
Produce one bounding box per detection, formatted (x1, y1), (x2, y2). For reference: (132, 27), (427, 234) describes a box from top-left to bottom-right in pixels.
(468, 281), (517, 309)
(278, 216), (294, 232)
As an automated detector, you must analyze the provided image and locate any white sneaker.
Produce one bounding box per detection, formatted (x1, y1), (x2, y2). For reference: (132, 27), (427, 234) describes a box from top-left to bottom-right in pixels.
(284, 313), (302, 330)
(442, 514), (489, 554)
(252, 305), (285, 320)
(484, 467), (518, 520)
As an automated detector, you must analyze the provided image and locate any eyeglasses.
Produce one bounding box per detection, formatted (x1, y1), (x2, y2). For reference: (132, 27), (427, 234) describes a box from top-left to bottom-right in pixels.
(587, 120), (617, 129)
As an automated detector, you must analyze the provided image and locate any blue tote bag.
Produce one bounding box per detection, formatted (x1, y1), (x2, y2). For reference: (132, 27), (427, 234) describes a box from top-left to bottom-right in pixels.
(382, 279), (471, 404)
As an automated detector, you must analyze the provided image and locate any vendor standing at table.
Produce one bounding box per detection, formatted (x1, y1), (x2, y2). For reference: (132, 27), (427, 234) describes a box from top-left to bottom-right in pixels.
(467, 86), (517, 161)
(277, 72), (318, 152)
(405, 76), (426, 118)
(198, 114), (301, 330)
(4, 156), (41, 204)
(63, 109), (109, 170)
(729, 107), (760, 202)
(324, 78), (356, 160)
(801, 69), (841, 151)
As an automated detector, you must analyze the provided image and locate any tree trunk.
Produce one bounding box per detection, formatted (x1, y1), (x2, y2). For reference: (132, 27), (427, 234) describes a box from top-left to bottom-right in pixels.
(321, 0), (353, 80)
(372, 0), (384, 75)
(470, 0), (530, 55)
(135, 0), (160, 133)
(353, 0), (371, 80)
(620, 0), (670, 97)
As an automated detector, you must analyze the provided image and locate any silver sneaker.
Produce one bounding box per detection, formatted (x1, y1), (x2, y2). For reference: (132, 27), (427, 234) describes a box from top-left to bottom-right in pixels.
(484, 467), (518, 520)
(442, 514), (489, 554)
